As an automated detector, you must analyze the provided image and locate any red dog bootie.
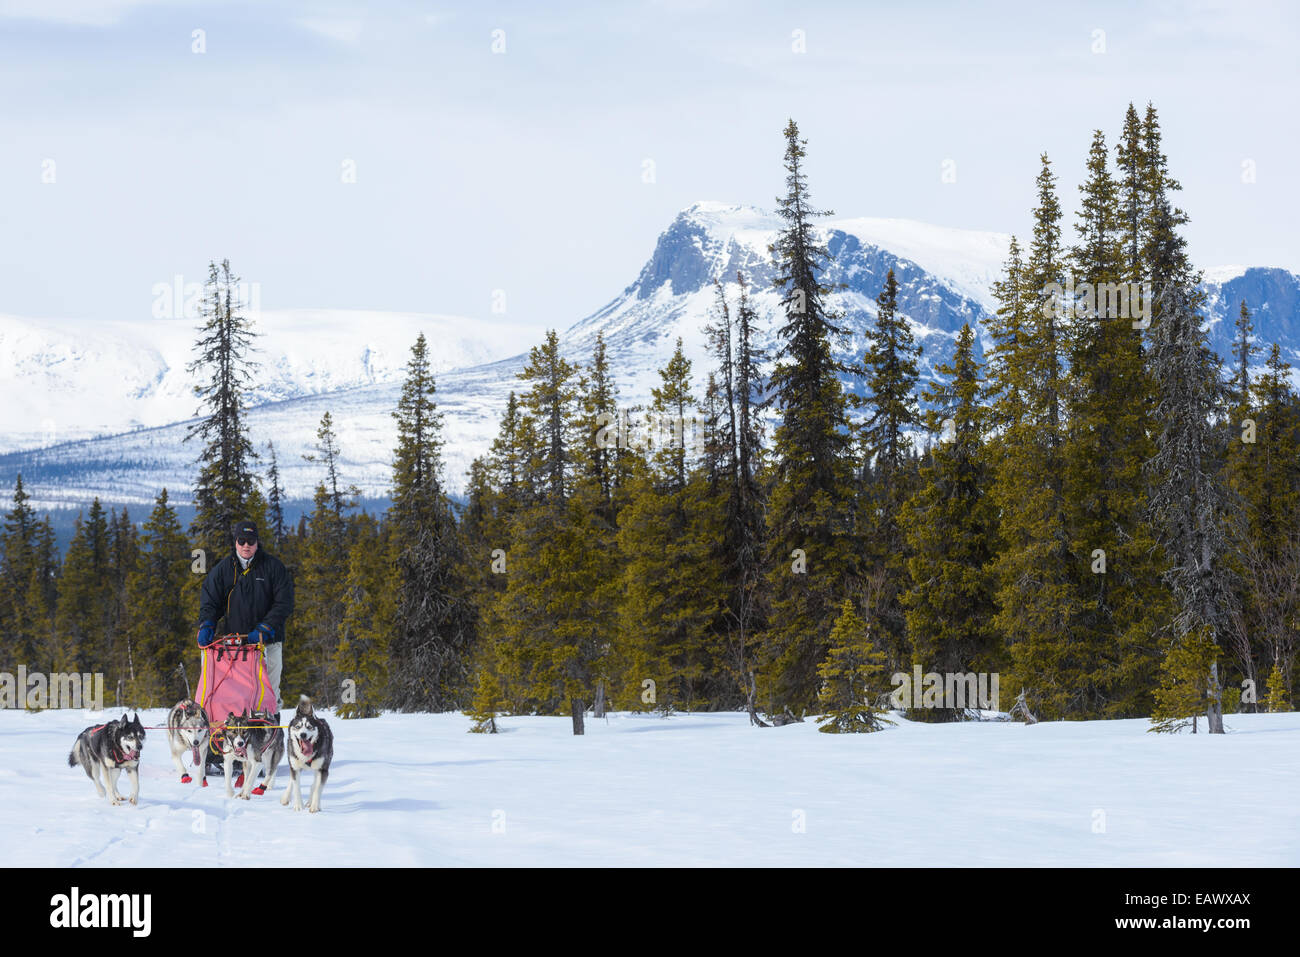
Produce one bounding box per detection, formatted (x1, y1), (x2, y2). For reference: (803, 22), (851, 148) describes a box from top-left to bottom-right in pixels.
(181, 774), (192, 784)
(252, 784), (266, 796)
(234, 773), (245, 789)
(201, 778), (209, 788)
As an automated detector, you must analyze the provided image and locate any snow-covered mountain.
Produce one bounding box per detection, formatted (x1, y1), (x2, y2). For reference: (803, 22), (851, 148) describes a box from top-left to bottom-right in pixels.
(1202, 266), (1300, 358)
(3, 202), (1298, 511)
(0, 309), (536, 454)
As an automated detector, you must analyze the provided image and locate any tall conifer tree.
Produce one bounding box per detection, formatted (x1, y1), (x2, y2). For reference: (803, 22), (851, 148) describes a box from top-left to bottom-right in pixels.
(55, 500), (112, 676)
(388, 333), (476, 712)
(988, 157), (1084, 719)
(185, 259), (259, 560)
(1065, 129), (1167, 716)
(1141, 105), (1233, 733)
(761, 119), (856, 713)
(0, 476), (37, 669)
(616, 340), (720, 712)
(123, 490), (190, 706)
(858, 266), (922, 671)
(900, 325), (1000, 719)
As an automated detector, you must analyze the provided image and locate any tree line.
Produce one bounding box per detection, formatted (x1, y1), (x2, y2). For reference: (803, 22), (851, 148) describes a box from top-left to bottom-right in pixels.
(1, 104), (1295, 735)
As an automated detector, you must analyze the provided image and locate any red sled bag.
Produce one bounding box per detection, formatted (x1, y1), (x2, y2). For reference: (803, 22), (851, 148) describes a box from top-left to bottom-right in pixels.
(195, 637), (278, 722)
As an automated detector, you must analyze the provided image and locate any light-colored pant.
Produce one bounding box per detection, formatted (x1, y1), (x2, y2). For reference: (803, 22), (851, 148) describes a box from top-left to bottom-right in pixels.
(265, 642), (283, 713)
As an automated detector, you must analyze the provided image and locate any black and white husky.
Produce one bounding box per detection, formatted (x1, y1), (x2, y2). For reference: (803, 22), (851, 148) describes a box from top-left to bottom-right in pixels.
(68, 713), (145, 805)
(281, 696), (333, 813)
(166, 699), (210, 785)
(235, 708), (284, 798)
(216, 712), (254, 799)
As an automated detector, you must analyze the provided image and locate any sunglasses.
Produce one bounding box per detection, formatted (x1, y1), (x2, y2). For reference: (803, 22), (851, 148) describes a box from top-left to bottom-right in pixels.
(236, 537), (258, 546)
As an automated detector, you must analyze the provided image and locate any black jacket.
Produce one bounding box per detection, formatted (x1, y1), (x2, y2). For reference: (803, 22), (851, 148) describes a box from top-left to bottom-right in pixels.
(198, 548), (295, 643)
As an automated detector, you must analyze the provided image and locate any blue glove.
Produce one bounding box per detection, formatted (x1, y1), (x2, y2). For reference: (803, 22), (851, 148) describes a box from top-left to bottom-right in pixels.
(248, 622), (274, 645)
(197, 621), (216, 647)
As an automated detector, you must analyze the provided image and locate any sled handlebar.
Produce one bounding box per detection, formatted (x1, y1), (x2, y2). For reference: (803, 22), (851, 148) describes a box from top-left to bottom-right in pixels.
(216, 633), (248, 646)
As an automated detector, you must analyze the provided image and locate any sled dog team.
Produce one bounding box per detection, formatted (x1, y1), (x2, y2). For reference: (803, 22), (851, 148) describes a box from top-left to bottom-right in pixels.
(68, 695), (334, 812)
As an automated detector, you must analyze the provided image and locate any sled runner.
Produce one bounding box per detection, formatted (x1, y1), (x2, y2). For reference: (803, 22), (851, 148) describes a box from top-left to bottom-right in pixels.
(196, 634), (278, 780)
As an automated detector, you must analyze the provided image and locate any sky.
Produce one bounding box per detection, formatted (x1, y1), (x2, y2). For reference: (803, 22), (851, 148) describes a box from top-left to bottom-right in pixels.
(1, 0), (1296, 335)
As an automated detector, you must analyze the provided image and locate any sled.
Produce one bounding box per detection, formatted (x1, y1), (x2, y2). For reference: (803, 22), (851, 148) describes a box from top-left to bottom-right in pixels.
(195, 634), (278, 780)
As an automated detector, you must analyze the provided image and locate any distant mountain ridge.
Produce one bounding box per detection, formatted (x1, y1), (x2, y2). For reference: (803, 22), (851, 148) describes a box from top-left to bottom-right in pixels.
(3, 202), (1297, 511)
(0, 309), (536, 454)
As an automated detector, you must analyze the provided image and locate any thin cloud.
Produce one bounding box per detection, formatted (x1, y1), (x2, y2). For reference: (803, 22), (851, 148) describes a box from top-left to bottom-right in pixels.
(296, 16), (364, 45)
(0, 0), (180, 27)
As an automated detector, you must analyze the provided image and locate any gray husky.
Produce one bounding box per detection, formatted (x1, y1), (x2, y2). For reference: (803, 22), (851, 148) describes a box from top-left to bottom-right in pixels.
(69, 713), (145, 805)
(235, 708), (284, 798)
(166, 699), (210, 785)
(281, 696), (333, 813)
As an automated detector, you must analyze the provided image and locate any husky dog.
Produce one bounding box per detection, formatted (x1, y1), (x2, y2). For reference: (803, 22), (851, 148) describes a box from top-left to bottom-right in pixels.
(281, 696), (333, 813)
(68, 713), (145, 805)
(234, 708), (284, 799)
(215, 712), (255, 799)
(166, 699), (210, 785)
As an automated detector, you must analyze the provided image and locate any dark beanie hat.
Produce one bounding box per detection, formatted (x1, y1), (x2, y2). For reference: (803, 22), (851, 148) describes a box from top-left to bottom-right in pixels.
(232, 520), (259, 542)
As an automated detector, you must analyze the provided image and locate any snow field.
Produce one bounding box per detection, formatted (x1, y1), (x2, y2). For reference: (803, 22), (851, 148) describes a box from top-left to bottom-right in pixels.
(4, 707), (1297, 867)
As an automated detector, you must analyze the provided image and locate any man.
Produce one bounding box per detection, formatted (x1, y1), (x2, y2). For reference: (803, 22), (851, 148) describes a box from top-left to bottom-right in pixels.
(197, 519), (294, 709)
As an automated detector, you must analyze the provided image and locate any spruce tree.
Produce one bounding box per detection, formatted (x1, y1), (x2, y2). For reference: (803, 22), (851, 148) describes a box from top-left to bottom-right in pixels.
(860, 268), (922, 486)
(857, 266), (922, 671)
(14, 517), (59, 675)
(55, 500), (112, 676)
(1114, 103), (1146, 287)
(467, 392), (532, 718)
(490, 391), (535, 510)
(761, 119), (857, 713)
(988, 157), (1084, 720)
(494, 331), (619, 732)
(123, 490), (191, 706)
(616, 340), (720, 712)
(517, 330), (579, 503)
(1263, 661), (1290, 713)
(983, 236), (1029, 432)
(1229, 301), (1259, 414)
(296, 483), (348, 702)
(334, 513), (392, 718)
(466, 667), (502, 733)
(574, 330), (626, 521)
(265, 440), (287, 547)
(572, 333), (625, 715)
(1142, 106), (1233, 734)
(900, 325), (1000, 720)
(0, 476), (38, 669)
(730, 272), (770, 720)
(105, 507), (140, 700)
(387, 333), (477, 712)
(1064, 129), (1168, 717)
(1149, 626), (1219, 733)
(460, 456), (500, 610)
(705, 280), (739, 486)
(185, 259), (259, 561)
(296, 412), (356, 703)
(816, 596), (892, 733)
(495, 489), (614, 731)
(1229, 343), (1300, 700)
(303, 411), (357, 522)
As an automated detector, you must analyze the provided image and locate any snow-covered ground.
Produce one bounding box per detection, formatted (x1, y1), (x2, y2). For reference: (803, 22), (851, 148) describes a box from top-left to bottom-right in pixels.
(4, 707), (1297, 867)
